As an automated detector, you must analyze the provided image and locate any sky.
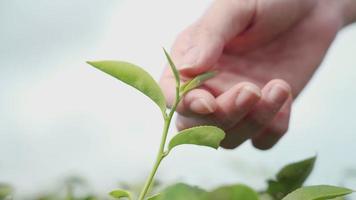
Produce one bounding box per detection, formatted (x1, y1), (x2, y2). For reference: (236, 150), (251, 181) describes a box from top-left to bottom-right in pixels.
(0, 0), (356, 197)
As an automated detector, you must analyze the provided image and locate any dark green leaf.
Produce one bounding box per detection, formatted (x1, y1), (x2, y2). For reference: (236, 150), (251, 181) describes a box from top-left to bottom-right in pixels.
(203, 184), (259, 200)
(163, 48), (180, 86)
(154, 183), (206, 200)
(88, 61), (166, 115)
(180, 72), (216, 95)
(109, 189), (132, 199)
(282, 185), (353, 200)
(267, 156), (316, 199)
(168, 126), (225, 151)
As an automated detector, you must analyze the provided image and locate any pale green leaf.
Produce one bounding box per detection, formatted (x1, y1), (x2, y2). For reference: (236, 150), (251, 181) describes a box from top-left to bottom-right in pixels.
(203, 184), (259, 200)
(163, 48), (180, 86)
(147, 194), (161, 200)
(109, 189), (132, 199)
(168, 126), (225, 151)
(0, 184), (12, 198)
(282, 185), (353, 200)
(180, 72), (216, 95)
(153, 183), (206, 200)
(88, 61), (166, 115)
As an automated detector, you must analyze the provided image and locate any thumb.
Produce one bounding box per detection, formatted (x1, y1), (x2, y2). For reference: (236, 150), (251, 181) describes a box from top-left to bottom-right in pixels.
(172, 0), (256, 76)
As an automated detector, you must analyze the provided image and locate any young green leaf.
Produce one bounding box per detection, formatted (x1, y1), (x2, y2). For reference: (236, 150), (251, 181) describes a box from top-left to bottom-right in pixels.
(109, 189), (132, 200)
(147, 194), (161, 200)
(87, 60), (166, 115)
(153, 183), (206, 200)
(203, 184), (259, 200)
(180, 71), (216, 95)
(282, 185), (353, 200)
(168, 126), (225, 152)
(163, 48), (180, 86)
(267, 156), (316, 199)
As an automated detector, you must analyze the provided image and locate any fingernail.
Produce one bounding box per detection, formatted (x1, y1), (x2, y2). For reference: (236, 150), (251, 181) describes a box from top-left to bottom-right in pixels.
(191, 98), (215, 113)
(179, 47), (200, 70)
(235, 85), (261, 106)
(267, 84), (289, 104)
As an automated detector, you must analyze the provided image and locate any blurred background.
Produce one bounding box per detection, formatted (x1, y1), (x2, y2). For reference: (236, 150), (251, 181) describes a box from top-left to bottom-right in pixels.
(1, 0), (356, 197)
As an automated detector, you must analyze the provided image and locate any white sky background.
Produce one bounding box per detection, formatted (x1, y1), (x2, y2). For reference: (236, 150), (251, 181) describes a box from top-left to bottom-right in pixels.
(0, 0), (356, 196)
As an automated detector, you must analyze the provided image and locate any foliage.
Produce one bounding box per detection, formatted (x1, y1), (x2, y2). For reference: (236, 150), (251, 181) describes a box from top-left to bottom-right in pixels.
(1, 50), (352, 200)
(85, 50), (354, 200)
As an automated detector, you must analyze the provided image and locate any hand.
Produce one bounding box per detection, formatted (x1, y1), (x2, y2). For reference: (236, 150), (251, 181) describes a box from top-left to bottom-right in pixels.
(160, 0), (347, 149)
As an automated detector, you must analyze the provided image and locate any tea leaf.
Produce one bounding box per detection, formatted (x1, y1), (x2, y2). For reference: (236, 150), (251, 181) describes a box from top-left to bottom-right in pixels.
(109, 189), (132, 199)
(153, 183), (206, 200)
(203, 184), (259, 200)
(168, 126), (225, 151)
(88, 61), (166, 115)
(147, 194), (161, 200)
(282, 185), (353, 200)
(267, 156), (316, 199)
(180, 72), (216, 95)
(276, 156), (316, 184)
(163, 48), (180, 86)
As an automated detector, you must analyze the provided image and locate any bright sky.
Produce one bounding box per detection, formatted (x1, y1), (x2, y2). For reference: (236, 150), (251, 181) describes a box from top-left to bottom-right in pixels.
(0, 0), (356, 196)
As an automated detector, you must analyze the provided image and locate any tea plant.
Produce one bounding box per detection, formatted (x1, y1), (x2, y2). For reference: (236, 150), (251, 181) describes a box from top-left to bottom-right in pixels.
(85, 49), (354, 200)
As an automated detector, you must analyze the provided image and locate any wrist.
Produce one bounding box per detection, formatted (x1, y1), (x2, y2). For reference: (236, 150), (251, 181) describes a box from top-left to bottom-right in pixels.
(339, 0), (356, 27)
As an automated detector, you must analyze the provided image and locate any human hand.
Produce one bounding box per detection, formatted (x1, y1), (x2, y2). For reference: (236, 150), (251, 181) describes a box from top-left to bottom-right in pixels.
(160, 0), (349, 149)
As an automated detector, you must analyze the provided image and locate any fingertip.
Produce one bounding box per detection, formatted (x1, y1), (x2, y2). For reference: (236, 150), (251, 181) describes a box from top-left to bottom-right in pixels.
(265, 79), (292, 101)
(190, 98), (217, 114)
(251, 138), (275, 150)
(184, 89), (217, 115)
(234, 84), (261, 107)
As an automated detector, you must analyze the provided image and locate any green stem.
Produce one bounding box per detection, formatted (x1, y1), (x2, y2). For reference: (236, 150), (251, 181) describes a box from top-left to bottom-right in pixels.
(138, 87), (180, 200)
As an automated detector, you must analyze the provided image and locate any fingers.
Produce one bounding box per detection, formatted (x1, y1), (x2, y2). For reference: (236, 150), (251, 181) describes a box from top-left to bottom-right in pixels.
(214, 82), (261, 128)
(252, 96), (292, 150)
(175, 82), (262, 130)
(171, 0), (256, 76)
(220, 80), (292, 149)
(173, 78), (292, 150)
(176, 88), (217, 115)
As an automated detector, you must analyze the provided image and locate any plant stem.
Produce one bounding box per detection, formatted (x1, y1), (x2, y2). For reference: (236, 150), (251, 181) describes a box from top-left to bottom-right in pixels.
(138, 92), (180, 200)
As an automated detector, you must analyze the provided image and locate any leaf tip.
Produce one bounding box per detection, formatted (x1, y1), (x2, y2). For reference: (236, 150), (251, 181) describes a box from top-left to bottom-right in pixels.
(86, 60), (94, 65)
(86, 61), (101, 69)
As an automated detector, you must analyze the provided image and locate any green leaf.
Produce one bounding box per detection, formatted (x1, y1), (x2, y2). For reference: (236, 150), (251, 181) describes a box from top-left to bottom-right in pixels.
(203, 184), (259, 200)
(180, 71), (216, 95)
(88, 60), (166, 115)
(163, 48), (180, 86)
(0, 184), (12, 198)
(282, 185), (353, 200)
(267, 156), (316, 199)
(147, 194), (161, 200)
(153, 183), (206, 200)
(109, 189), (132, 200)
(168, 126), (225, 151)
(276, 156), (316, 184)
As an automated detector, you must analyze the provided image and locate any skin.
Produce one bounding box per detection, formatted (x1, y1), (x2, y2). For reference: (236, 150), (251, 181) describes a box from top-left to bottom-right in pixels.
(160, 0), (356, 150)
